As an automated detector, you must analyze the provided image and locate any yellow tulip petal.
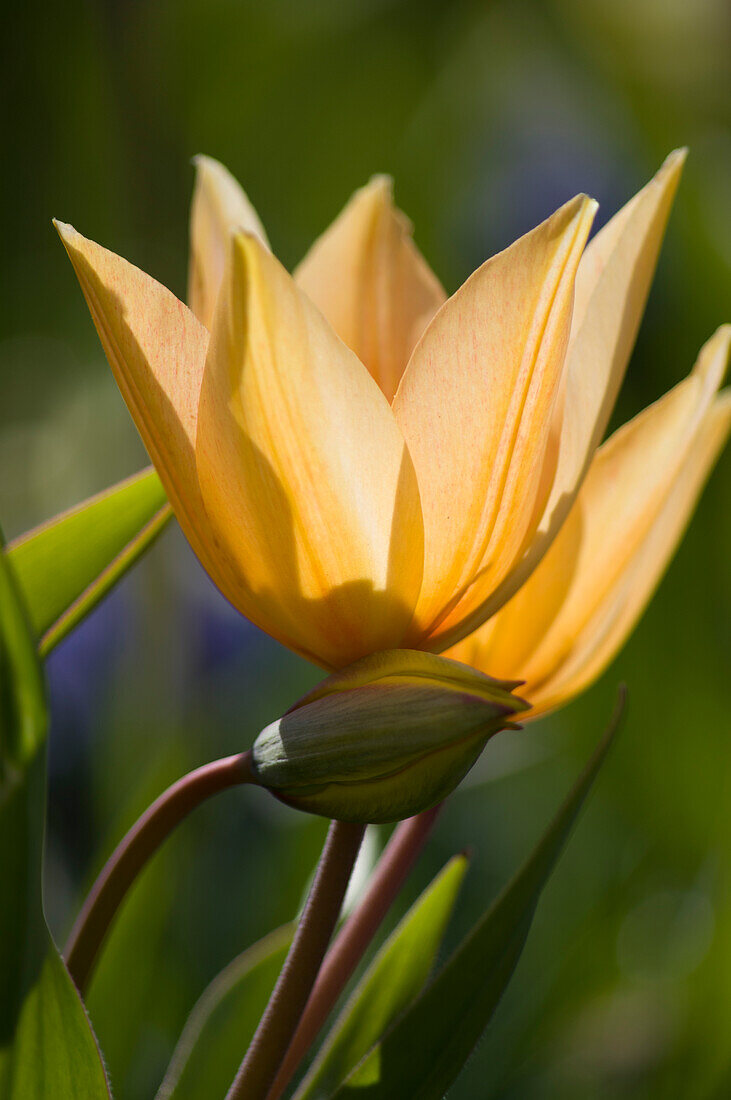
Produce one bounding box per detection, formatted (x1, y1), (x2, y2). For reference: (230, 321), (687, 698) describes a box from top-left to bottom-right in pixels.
(188, 155), (269, 330)
(447, 506), (583, 684)
(53, 221), (226, 586)
(451, 326), (730, 717)
(479, 151), (686, 621)
(393, 195), (597, 651)
(525, 326), (729, 687)
(294, 176), (446, 402)
(531, 391), (731, 716)
(195, 231), (424, 669)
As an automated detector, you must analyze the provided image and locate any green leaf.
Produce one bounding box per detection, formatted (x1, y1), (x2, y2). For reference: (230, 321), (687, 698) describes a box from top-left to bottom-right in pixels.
(0, 548), (111, 1097)
(0, 549), (49, 1037)
(7, 467), (170, 655)
(1, 467), (170, 1092)
(0, 536), (47, 774)
(5, 949), (110, 1098)
(155, 924), (295, 1100)
(329, 690), (626, 1100)
(294, 853), (469, 1100)
(0, 747), (47, 1061)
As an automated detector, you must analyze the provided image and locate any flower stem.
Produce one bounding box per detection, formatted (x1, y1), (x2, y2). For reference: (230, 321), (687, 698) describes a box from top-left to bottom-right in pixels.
(265, 805), (442, 1100)
(226, 820), (366, 1100)
(65, 751), (254, 994)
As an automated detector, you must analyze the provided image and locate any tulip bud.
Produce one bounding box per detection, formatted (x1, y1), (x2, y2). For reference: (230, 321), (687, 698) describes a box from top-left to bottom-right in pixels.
(251, 650), (528, 823)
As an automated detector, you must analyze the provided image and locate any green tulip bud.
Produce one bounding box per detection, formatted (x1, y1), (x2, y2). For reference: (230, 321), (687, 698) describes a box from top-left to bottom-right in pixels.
(251, 650), (528, 823)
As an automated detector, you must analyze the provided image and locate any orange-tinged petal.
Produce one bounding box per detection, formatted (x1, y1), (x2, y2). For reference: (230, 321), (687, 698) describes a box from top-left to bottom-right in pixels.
(53, 221), (228, 589)
(294, 177), (446, 402)
(195, 231), (424, 669)
(188, 155), (269, 330)
(480, 151), (686, 621)
(447, 507), (583, 686)
(450, 326), (730, 717)
(393, 195), (597, 651)
(530, 391), (731, 716)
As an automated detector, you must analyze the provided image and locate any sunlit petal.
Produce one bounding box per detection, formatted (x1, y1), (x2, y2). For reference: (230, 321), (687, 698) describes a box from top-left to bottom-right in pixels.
(532, 392), (731, 716)
(195, 231), (424, 669)
(294, 176), (446, 402)
(393, 195), (597, 651)
(53, 221), (226, 586)
(450, 326), (730, 717)
(188, 155), (269, 329)
(478, 151), (686, 621)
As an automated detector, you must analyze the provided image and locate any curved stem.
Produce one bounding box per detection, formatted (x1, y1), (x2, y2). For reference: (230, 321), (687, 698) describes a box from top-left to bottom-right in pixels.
(265, 805), (441, 1100)
(227, 820), (365, 1100)
(65, 751), (254, 994)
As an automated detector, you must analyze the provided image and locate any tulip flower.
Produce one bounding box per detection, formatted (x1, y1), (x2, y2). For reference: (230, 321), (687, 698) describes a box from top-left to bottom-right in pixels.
(55, 150), (729, 705)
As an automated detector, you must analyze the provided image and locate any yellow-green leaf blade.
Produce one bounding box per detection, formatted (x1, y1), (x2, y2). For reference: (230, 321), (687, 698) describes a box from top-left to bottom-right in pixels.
(7, 467), (171, 655)
(0, 548), (48, 1039)
(294, 854), (468, 1100)
(6, 949), (111, 1100)
(0, 548), (111, 1098)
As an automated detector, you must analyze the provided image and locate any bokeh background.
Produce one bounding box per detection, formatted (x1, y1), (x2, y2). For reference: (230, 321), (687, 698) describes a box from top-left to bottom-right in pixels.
(2, 0), (731, 1096)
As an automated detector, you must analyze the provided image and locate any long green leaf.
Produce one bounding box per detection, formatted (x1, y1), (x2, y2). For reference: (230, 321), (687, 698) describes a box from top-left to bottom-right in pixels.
(156, 924), (295, 1100)
(0, 551), (48, 1040)
(0, 549), (111, 1097)
(294, 853), (469, 1100)
(6, 949), (111, 1099)
(0, 749), (47, 1066)
(7, 467), (170, 655)
(330, 690), (626, 1100)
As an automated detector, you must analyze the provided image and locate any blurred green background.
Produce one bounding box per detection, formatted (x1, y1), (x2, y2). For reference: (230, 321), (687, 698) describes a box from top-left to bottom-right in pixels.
(2, 0), (730, 1097)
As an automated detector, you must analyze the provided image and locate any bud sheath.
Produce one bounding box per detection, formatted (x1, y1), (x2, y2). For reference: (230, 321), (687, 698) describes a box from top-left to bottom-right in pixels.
(252, 651), (527, 823)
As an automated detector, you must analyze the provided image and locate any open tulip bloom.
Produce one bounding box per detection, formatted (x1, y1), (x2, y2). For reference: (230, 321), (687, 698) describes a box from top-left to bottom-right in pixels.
(40, 152), (730, 1100)
(56, 149), (729, 723)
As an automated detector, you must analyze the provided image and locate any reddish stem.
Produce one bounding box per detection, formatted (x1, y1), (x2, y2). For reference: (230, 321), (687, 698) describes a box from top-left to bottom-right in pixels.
(227, 820), (366, 1100)
(265, 804), (442, 1100)
(65, 752), (254, 993)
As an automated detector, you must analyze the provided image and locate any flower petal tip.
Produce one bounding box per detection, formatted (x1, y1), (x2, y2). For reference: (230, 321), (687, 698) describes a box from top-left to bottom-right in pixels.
(715, 324), (731, 380)
(581, 194), (600, 222)
(367, 173), (394, 194)
(53, 220), (84, 258)
(561, 194), (599, 243)
(192, 154), (244, 186)
(191, 152), (224, 174)
(695, 324), (731, 391)
(52, 218), (74, 240)
(665, 146), (689, 171)
(652, 148), (687, 196)
(571, 192), (599, 215)
(229, 225), (269, 266)
(360, 174), (401, 220)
